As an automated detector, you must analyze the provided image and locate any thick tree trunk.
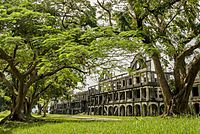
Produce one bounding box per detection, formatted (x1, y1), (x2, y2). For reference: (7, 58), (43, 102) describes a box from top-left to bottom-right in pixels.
(0, 96), (41, 124)
(152, 53), (194, 116)
(43, 99), (49, 117)
(43, 106), (47, 117)
(24, 100), (33, 117)
(27, 102), (33, 116)
(164, 97), (190, 115)
(163, 87), (192, 116)
(172, 98), (190, 114)
(5, 80), (29, 121)
(0, 94), (27, 124)
(9, 91), (26, 121)
(0, 86), (29, 123)
(37, 103), (42, 115)
(152, 53), (173, 106)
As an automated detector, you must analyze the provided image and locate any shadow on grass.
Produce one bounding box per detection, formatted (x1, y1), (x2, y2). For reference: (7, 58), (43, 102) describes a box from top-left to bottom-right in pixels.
(0, 116), (120, 134)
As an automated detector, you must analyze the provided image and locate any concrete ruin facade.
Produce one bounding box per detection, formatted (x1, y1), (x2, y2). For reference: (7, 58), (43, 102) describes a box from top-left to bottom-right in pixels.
(50, 55), (200, 116)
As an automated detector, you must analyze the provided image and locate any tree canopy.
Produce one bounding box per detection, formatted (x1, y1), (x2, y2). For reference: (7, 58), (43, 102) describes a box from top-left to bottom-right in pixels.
(95, 0), (200, 115)
(0, 0), (200, 122)
(0, 0), (103, 122)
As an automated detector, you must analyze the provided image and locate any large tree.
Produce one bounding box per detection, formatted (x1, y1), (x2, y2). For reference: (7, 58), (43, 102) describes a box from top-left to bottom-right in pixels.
(96, 0), (200, 115)
(25, 69), (81, 117)
(0, 0), (97, 122)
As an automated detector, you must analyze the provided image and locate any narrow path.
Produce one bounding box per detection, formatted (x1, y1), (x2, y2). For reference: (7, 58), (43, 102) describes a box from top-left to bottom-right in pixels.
(63, 115), (121, 121)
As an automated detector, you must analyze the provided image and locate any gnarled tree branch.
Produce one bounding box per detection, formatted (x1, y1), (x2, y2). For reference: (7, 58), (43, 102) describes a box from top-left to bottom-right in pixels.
(175, 54), (200, 99)
(0, 48), (22, 80)
(23, 54), (38, 77)
(177, 38), (200, 62)
(97, 0), (112, 26)
(0, 71), (18, 96)
(38, 65), (86, 81)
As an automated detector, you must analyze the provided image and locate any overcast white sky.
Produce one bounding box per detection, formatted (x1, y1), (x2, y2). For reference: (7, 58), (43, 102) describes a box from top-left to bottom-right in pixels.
(89, 0), (96, 5)
(89, 0), (96, 2)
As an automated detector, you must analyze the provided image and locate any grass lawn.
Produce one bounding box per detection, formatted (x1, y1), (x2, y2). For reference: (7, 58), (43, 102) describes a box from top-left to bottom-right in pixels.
(0, 112), (199, 134)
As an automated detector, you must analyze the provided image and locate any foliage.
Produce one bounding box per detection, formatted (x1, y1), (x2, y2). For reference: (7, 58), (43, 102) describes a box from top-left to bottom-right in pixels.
(0, 0), (199, 121)
(0, 85), (11, 112)
(0, 0), (103, 121)
(95, 0), (200, 114)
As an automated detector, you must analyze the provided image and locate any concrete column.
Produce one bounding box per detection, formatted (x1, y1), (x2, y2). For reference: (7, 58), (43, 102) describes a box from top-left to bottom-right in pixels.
(125, 106), (127, 116)
(112, 92), (114, 101)
(102, 95), (104, 104)
(140, 104), (142, 116)
(132, 90), (134, 101)
(142, 105), (144, 116)
(133, 105), (136, 116)
(158, 103), (160, 115)
(149, 105), (152, 116)
(106, 107), (109, 115)
(147, 104), (149, 116)
(146, 87), (150, 101)
(140, 88), (142, 101)
(125, 91), (127, 102)
(98, 95), (99, 105)
(106, 94), (108, 104)
(118, 106), (120, 116)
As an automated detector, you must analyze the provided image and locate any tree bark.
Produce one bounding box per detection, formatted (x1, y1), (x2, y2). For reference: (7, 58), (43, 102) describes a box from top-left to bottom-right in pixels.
(152, 53), (173, 104)
(24, 99), (33, 117)
(43, 99), (49, 117)
(0, 84), (30, 123)
(152, 53), (193, 116)
(9, 89), (26, 121)
(37, 103), (42, 115)
(165, 87), (191, 115)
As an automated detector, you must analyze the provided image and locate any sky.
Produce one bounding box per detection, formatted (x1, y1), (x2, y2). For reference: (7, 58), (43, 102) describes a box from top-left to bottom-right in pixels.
(89, 0), (96, 5)
(74, 0), (129, 92)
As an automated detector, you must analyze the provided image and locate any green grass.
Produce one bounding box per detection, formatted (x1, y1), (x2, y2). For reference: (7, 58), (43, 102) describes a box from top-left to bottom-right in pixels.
(0, 113), (199, 134)
(0, 110), (10, 121)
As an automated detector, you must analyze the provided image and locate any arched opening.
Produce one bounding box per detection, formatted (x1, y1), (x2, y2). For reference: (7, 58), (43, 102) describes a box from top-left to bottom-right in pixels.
(193, 103), (199, 114)
(94, 107), (98, 115)
(114, 106), (119, 116)
(108, 106), (114, 115)
(91, 107), (94, 115)
(160, 104), (164, 115)
(142, 104), (147, 116)
(150, 104), (158, 116)
(126, 105), (133, 116)
(120, 105), (126, 116)
(134, 105), (141, 116)
(103, 106), (108, 115)
(98, 107), (103, 115)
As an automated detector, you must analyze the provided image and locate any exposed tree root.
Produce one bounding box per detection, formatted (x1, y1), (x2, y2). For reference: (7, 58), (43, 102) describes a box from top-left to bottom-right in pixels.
(0, 114), (12, 125)
(0, 114), (44, 125)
